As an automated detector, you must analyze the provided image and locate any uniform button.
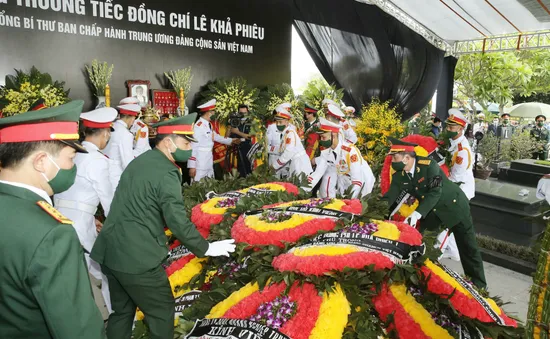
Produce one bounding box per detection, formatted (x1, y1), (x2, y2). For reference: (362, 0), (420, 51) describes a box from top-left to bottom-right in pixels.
(415, 187), (419, 190)
(422, 196), (425, 199)
(433, 209), (437, 212)
(165, 242), (168, 246)
(453, 199), (456, 203)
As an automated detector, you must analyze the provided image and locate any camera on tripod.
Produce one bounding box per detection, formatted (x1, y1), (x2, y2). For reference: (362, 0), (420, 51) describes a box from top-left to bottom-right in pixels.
(229, 111), (246, 128)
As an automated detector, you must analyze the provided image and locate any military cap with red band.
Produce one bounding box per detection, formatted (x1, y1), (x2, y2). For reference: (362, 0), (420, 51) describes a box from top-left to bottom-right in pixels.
(198, 99), (216, 113)
(446, 108), (468, 127)
(0, 100), (87, 153)
(304, 103), (319, 114)
(80, 107), (118, 130)
(316, 117), (341, 134)
(117, 103), (141, 116)
(387, 137), (418, 155)
(326, 104), (345, 121)
(152, 112), (198, 142)
(274, 106), (292, 120)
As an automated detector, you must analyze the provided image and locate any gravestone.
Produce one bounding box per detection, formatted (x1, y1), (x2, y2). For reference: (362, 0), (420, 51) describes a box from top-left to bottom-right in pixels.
(498, 159), (550, 187)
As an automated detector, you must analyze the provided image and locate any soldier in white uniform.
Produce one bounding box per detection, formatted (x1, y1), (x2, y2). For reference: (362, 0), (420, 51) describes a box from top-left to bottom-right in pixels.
(342, 106), (358, 144)
(54, 107), (118, 313)
(306, 118), (375, 198)
(188, 99), (240, 182)
(435, 109), (475, 262)
(122, 97), (152, 157)
(103, 98), (148, 188)
(319, 104), (347, 196)
(271, 108), (312, 178)
(266, 103), (295, 178)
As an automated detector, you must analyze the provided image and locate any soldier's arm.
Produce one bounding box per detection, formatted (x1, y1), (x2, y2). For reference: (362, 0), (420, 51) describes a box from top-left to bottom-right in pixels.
(28, 226), (105, 339)
(89, 158), (115, 216)
(306, 154), (328, 190)
(381, 174), (401, 205)
(415, 161), (443, 217)
(213, 131), (233, 145)
(120, 131), (135, 169)
(449, 149), (472, 185)
(344, 124), (358, 144)
(305, 133), (318, 158)
(159, 171), (209, 256)
(348, 151), (364, 199)
(188, 126), (200, 169)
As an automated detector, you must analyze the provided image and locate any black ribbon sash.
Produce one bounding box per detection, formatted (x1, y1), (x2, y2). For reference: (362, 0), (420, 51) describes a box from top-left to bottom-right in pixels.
(244, 206), (355, 220)
(185, 318), (291, 339)
(205, 187), (280, 200)
(166, 245), (191, 265)
(175, 290), (202, 315)
(292, 231), (426, 264)
(440, 264), (506, 326)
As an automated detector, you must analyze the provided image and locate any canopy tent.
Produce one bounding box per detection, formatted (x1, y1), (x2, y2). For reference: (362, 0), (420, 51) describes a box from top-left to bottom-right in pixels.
(363, 0), (550, 54)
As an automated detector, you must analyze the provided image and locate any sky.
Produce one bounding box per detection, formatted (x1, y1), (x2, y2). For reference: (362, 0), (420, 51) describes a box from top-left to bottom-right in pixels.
(291, 26), (323, 94)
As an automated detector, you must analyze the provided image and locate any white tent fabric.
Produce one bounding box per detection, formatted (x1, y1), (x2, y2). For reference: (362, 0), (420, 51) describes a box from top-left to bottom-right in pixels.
(387, 0), (550, 43)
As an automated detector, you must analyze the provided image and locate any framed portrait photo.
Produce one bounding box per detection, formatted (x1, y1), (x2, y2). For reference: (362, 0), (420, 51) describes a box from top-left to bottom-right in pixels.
(126, 80), (151, 108)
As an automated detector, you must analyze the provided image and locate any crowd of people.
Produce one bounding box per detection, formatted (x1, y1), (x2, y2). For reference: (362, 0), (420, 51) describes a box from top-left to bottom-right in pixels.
(0, 97), (486, 338)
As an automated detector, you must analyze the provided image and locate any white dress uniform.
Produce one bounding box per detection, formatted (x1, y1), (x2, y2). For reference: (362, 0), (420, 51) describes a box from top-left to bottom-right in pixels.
(103, 103), (147, 189)
(130, 119), (152, 155)
(537, 177), (550, 205)
(268, 104), (296, 178)
(274, 126), (312, 178)
(320, 104), (346, 196)
(449, 134), (475, 200)
(188, 116), (233, 182)
(342, 106), (358, 144)
(307, 118), (375, 199)
(54, 107), (118, 314)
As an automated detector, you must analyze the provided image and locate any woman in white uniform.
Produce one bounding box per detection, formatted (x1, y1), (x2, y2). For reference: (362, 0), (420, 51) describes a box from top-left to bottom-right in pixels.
(54, 107), (118, 313)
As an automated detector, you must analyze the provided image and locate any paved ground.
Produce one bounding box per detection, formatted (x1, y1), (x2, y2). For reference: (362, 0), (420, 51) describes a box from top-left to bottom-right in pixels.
(440, 258), (532, 323)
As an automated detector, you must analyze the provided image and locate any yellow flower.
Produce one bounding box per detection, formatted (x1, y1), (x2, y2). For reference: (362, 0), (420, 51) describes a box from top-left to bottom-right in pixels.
(169, 257), (206, 297)
(398, 200), (419, 218)
(371, 220), (400, 240)
(207, 282), (260, 318)
(309, 284), (350, 339)
(245, 214), (316, 232)
(390, 284), (453, 339)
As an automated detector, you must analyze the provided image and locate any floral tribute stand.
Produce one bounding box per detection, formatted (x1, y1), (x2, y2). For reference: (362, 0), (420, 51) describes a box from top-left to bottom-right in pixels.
(132, 179), (523, 339)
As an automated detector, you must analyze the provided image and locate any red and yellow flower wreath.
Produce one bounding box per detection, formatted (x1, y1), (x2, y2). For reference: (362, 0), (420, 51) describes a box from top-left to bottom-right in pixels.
(272, 220), (423, 276)
(380, 135), (449, 221)
(420, 260), (517, 327)
(231, 198), (362, 248)
(373, 283), (454, 339)
(206, 281), (350, 339)
(191, 182), (299, 237)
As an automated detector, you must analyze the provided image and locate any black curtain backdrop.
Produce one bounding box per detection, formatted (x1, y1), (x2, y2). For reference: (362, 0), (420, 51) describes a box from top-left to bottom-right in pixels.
(436, 57), (458, 120)
(292, 0), (444, 120)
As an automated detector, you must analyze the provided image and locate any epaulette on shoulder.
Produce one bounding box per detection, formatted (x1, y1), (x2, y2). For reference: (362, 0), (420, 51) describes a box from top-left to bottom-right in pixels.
(342, 145), (352, 152)
(36, 201), (73, 225)
(418, 159), (431, 166)
(458, 144), (463, 151)
(197, 121), (203, 127)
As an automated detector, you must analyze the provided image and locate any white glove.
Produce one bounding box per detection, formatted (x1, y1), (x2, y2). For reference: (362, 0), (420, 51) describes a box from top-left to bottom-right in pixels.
(404, 211), (422, 227)
(205, 239), (236, 257)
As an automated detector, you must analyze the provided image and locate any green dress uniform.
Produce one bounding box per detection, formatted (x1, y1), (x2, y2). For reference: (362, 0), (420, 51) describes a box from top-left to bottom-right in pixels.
(383, 154), (487, 289)
(0, 101), (105, 339)
(530, 126), (550, 160)
(91, 114), (210, 339)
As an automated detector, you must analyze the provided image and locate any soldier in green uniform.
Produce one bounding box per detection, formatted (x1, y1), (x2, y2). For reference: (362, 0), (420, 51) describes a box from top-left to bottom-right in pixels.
(531, 115), (550, 160)
(382, 137), (487, 289)
(91, 113), (236, 339)
(0, 100), (106, 339)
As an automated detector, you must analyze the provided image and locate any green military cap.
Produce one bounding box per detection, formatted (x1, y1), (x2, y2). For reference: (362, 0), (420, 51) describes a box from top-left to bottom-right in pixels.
(0, 100), (87, 153)
(387, 136), (418, 155)
(304, 103), (319, 114)
(152, 112), (197, 142)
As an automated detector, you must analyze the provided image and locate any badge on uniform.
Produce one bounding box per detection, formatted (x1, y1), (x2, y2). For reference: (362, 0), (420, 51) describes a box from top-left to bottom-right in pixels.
(418, 177), (425, 184)
(37, 201), (73, 224)
(351, 154), (358, 163)
(286, 137), (291, 144)
(197, 121), (202, 127)
(456, 156), (463, 165)
(140, 131), (147, 138)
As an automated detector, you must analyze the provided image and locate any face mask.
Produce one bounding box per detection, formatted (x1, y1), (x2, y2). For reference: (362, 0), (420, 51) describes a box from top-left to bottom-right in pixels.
(538, 122), (545, 127)
(277, 125), (286, 132)
(502, 119), (509, 125)
(169, 139), (192, 162)
(448, 131), (459, 139)
(41, 154), (77, 194)
(319, 139), (332, 148)
(391, 161), (406, 172)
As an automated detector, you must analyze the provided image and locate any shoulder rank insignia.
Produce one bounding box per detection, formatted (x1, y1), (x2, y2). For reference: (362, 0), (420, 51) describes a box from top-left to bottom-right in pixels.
(351, 154), (358, 163)
(197, 121), (202, 127)
(458, 144), (463, 151)
(418, 159), (431, 165)
(37, 201), (73, 225)
(342, 145), (351, 152)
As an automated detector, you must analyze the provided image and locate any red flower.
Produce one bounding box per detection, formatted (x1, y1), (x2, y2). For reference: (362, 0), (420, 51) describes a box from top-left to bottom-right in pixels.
(394, 221), (423, 245)
(273, 251), (395, 275)
(191, 204), (223, 238)
(165, 254), (196, 277)
(223, 283), (287, 319)
(420, 266), (517, 327)
(373, 284), (431, 339)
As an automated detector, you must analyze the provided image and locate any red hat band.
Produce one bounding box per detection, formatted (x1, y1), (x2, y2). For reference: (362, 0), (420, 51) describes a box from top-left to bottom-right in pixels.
(82, 120), (113, 129)
(327, 111), (344, 121)
(447, 115), (467, 127)
(0, 121), (79, 143)
(119, 108), (139, 116)
(390, 145), (416, 153)
(157, 124), (194, 135)
(320, 125), (340, 134)
(305, 107), (318, 113)
(200, 105), (216, 112)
